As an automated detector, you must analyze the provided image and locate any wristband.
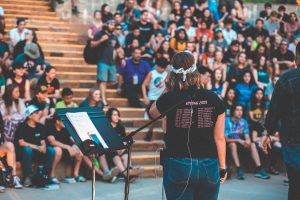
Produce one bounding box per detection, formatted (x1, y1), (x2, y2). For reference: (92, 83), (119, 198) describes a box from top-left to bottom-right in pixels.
(219, 168), (227, 178)
(36, 145), (39, 150)
(117, 85), (122, 89)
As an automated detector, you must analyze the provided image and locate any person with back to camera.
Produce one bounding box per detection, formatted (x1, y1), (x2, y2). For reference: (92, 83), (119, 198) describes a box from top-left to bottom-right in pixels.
(263, 42), (300, 200)
(149, 51), (227, 199)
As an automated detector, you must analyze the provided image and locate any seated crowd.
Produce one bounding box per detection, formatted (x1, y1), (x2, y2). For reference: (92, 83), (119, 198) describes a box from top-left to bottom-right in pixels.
(0, 0), (299, 193)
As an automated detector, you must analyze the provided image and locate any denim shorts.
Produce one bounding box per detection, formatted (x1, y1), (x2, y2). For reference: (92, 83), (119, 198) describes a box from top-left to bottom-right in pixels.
(163, 157), (220, 200)
(97, 62), (117, 82)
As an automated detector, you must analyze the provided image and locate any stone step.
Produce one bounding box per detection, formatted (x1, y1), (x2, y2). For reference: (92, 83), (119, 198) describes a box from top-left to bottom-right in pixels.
(134, 165), (163, 178)
(40, 43), (84, 51)
(2, 0), (50, 6)
(4, 13), (60, 21)
(44, 49), (84, 57)
(57, 71), (96, 80)
(121, 118), (163, 128)
(5, 18), (67, 27)
(59, 80), (97, 89)
(0, 4), (51, 12)
(126, 128), (164, 140)
(46, 56), (86, 65)
(5, 24), (70, 32)
(54, 64), (96, 72)
(131, 152), (160, 166)
(132, 140), (165, 152)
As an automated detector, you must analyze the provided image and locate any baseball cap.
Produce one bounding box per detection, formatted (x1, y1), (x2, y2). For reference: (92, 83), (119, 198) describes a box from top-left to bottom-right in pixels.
(24, 43), (40, 59)
(35, 85), (48, 94)
(25, 105), (40, 118)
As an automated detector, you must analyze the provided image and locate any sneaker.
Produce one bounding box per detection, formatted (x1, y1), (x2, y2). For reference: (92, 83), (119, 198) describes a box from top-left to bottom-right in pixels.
(23, 177), (32, 187)
(62, 177), (76, 184)
(13, 176), (23, 189)
(255, 169), (270, 180)
(102, 170), (112, 181)
(50, 177), (60, 184)
(42, 183), (60, 191)
(283, 179), (289, 186)
(110, 176), (118, 183)
(236, 168), (245, 180)
(110, 167), (120, 177)
(75, 176), (86, 183)
(0, 186), (5, 193)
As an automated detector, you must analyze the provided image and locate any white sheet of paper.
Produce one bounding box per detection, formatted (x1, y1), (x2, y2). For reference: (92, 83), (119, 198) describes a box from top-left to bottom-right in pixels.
(66, 112), (108, 149)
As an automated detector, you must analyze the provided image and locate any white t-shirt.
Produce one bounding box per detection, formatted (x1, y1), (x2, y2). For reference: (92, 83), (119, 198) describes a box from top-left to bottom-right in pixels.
(222, 28), (237, 45)
(178, 26), (196, 40)
(148, 69), (168, 101)
(9, 28), (29, 47)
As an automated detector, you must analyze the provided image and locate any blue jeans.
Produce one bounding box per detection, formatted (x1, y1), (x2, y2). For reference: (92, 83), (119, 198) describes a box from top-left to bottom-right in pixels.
(163, 157), (220, 200)
(21, 146), (55, 177)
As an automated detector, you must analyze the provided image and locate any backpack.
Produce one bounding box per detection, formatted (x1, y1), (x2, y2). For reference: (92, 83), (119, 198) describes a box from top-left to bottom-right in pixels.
(32, 165), (49, 188)
(0, 157), (13, 187)
(83, 39), (99, 65)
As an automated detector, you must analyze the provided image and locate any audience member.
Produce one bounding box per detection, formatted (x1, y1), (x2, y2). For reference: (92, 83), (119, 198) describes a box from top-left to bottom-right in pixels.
(225, 104), (270, 180)
(91, 19), (122, 107)
(55, 88), (78, 109)
(37, 66), (61, 108)
(0, 113), (23, 191)
(15, 105), (56, 187)
(9, 19), (29, 49)
(88, 10), (103, 39)
(7, 62), (31, 102)
(79, 87), (104, 108)
(0, 84), (26, 142)
(118, 48), (151, 107)
(46, 115), (86, 184)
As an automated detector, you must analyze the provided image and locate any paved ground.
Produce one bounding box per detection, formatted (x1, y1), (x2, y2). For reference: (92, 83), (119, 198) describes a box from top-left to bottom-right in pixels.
(1, 174), (288, 200)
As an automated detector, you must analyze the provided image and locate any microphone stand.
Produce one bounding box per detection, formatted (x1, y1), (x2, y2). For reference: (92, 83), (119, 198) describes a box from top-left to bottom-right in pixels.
(122, 88), (196, 200)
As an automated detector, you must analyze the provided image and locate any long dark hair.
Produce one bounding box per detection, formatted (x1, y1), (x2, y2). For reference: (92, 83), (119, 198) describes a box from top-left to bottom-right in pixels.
(250, 88), (266, 110)
(175, 28), (188, 42)
(40, 66), (56, 80)
(106, 107), (121, 124)
(238, 70), (255, 85)
(225, 87), (238, 104)
(3, 84), (20, 114)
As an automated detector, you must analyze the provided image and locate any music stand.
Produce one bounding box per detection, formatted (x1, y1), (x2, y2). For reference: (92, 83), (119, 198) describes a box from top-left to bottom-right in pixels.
(56, 107), (126, 200)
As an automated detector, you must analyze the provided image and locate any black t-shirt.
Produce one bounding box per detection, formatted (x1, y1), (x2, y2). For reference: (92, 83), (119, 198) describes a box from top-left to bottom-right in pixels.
(136, 22), (154, 45)
(29, 97), (50, 111)
(156, 89), (225, 158)
(0, 41), (9, 59)
(114, 123), (126, 138)
(93, 31), (120, 65)
(37, 76), (60, 95)
(222, 49), (237, 64)
(15, 122), (46, 145)
(272, 49), (295, 61)
(45, 120), (72, 146)
(245, 27), (269, 40)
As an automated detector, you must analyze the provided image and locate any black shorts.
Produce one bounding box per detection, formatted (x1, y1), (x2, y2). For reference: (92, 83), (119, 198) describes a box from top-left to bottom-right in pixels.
(250, 121), (264, 134)
(61, 148), (72, 163)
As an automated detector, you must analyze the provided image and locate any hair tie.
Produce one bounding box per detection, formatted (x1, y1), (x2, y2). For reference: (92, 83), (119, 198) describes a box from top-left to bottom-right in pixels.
(172, 63), (197, 81)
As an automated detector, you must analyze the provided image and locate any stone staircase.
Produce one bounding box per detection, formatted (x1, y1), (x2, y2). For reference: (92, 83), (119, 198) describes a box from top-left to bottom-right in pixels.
(1, 0), (164, 178)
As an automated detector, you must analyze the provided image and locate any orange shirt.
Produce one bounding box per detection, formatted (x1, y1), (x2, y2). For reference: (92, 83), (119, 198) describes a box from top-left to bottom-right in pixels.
(170, 37), (187, 52)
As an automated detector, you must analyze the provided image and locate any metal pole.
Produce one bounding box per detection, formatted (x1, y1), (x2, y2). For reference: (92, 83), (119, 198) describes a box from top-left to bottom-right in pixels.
(92, 154), (96, 200)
